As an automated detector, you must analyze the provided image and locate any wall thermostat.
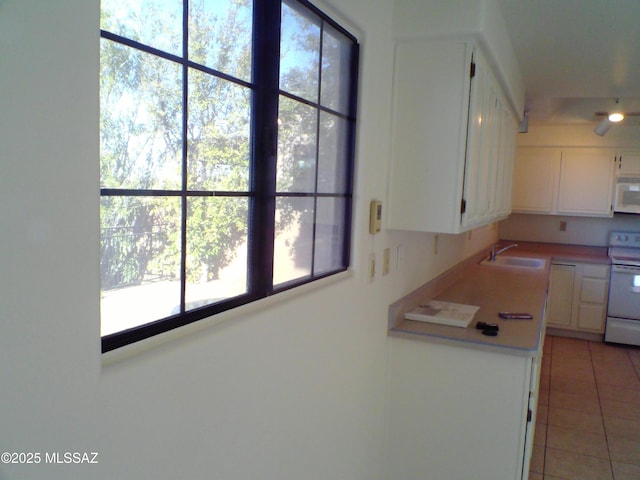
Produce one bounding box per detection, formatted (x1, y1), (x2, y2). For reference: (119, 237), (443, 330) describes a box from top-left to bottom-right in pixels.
(369, 200), (382, 234)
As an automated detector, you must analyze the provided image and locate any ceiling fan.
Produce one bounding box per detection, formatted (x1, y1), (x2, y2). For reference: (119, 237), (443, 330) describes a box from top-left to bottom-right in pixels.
(594, 98), (640, 136)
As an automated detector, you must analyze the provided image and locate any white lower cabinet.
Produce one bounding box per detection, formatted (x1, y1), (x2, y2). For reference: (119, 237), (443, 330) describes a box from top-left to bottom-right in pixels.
(546, 264), (575, 328)
(547, 262), (610, 334)
(385, 338), (542, 480)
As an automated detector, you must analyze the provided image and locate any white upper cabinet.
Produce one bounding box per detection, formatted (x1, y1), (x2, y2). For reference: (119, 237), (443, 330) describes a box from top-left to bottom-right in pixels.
(498, 105), (517, 217)
(462, 64), (516, 229)
(557, 150), (615, 216)
(616, 150), (640, 176)
(460, 48), (493, 229)
(512, 147), (615, 217)
(387, 40), (471, 233)
(511, 147), (560, 214)
(387, 40), (518, 233)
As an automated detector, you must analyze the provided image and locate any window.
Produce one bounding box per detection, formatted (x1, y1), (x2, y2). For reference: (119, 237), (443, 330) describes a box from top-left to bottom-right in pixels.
(100, 0), (359, 352)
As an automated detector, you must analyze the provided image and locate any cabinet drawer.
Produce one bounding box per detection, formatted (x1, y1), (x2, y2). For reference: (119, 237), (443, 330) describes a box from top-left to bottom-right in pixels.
(582, 264), (609, 279)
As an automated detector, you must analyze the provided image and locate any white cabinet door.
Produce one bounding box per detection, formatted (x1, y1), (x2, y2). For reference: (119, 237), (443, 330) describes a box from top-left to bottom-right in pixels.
(388, 40), (472, 233)
(617, 150), (640, 176)
(460, 52), (488, 229)
(577, 303), (607, 331)
(557, 150), (615, 217)
(512, 148), (615, 217)
(511, 148), (561, 213)
(575, 264), (609, 333)
(388, 40), (517, 234)
(461, 62), (516, 229)
(547, 264), (575, 328)
(387, 338), (535, 480)
(481, 83), (502, 222)
(479, 70), (501, 222)
(547, 262), (609, 334)
(498, 109), (516, 217)
(496, 102), (516, 217)
(462, 51), (498, 229)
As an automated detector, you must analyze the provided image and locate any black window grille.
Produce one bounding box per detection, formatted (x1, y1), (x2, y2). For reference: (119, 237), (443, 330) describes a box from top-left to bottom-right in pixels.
(100, 0), (359, 352)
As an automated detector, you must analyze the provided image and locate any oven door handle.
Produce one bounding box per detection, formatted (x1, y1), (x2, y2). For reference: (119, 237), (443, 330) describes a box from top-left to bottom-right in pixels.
(612, 264), (640, 274)
(612, 265), (640, 293)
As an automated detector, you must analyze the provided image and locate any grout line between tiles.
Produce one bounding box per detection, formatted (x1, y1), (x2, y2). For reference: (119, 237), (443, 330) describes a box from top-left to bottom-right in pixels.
(542, 336), (622, 480)
(588, 341), (616, 480)
(541, 335), (552, 477)
(626, 347), (640, 383)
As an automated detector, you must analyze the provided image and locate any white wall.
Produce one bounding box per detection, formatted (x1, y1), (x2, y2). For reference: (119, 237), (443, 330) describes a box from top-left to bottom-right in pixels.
(500, 213), (639, 246)
(515, 123), (640, 149)
(393, 0), (525, 120)
(0, 1), (495, 479)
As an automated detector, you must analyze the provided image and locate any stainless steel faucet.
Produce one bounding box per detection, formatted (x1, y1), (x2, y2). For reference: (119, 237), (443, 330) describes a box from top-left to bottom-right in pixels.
(489, 243), (518, 261)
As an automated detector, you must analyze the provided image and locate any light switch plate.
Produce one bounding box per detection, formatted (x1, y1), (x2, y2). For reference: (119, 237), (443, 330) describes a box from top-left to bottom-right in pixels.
(369, 200), (382, 234)
(383, 248), (390, 276)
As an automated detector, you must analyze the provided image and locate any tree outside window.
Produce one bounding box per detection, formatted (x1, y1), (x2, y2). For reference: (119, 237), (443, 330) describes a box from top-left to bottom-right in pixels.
(100, 0), (358, 351)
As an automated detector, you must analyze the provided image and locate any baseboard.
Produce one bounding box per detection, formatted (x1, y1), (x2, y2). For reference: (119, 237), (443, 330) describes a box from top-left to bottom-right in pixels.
(546, 327), (603, 343)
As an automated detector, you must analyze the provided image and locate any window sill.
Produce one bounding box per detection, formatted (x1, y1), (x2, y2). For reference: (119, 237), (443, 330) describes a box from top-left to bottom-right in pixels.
(102, 269), (353, 366)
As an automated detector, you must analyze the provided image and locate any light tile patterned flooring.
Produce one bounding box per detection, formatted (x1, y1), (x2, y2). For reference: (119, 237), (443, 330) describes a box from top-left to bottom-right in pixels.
(529, 336), (640, 480)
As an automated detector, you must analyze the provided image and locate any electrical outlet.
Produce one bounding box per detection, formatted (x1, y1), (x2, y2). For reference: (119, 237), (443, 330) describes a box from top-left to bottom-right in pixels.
(383, 248), (390, 276)
(560, 221), (567, 232)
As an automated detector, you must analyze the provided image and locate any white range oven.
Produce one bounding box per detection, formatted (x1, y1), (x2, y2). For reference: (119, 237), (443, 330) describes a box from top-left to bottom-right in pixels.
(605, 231), (640, 346)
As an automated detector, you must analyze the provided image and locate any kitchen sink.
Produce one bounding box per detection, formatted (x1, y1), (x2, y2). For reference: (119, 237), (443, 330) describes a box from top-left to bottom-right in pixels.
(480, 256), (547, 270)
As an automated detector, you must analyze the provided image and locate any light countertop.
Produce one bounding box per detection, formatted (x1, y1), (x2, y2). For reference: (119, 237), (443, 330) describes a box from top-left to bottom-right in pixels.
(388, 242), (609, 357)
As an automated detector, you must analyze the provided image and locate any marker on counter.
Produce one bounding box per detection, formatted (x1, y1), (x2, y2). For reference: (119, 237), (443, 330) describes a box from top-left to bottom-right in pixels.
(498, 312), (533, 320)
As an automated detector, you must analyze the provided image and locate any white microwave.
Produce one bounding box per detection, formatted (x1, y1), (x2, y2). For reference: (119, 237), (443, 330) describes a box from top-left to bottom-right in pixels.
(614, 177), (640, 213)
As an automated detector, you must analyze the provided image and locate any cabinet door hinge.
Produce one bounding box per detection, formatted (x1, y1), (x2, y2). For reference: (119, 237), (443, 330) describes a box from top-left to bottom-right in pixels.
(470, 61), (476, 78)
(460, 198), (467, 214)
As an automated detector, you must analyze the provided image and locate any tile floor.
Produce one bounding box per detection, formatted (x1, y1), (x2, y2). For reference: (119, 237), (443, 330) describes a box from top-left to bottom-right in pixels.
(529, 335), (640, 480)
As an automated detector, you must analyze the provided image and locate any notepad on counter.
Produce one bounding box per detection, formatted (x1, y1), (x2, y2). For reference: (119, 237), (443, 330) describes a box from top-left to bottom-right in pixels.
(404, 300), (480, 328)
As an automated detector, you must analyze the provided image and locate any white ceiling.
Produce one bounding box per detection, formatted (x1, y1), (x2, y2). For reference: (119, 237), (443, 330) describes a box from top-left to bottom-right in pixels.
(497, 0), (640, 125)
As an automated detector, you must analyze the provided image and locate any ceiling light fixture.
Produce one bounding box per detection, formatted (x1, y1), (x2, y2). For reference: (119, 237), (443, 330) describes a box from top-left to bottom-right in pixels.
(609, 99), (624, 122)
(594, 118), (613, 136)
(595, 98), (626, 136)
